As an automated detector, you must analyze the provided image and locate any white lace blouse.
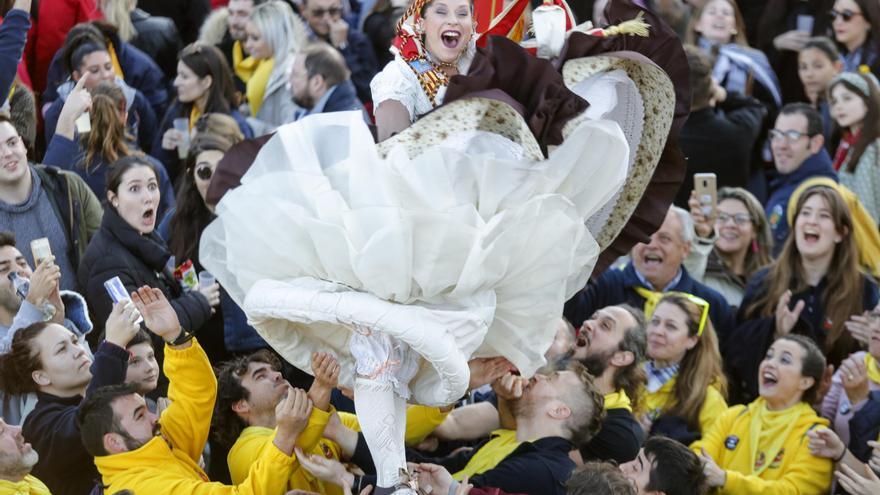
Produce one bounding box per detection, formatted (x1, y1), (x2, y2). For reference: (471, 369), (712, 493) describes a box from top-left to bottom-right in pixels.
(370, 42), (476, 122)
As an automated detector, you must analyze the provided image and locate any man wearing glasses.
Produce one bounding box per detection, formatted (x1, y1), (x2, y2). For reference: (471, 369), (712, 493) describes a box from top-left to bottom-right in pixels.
(301, 0), (379, 103)
(765, 103), (837, 255)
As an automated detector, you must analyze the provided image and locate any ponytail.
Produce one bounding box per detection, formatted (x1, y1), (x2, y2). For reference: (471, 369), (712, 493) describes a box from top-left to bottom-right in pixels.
(82, 82), (131, 171)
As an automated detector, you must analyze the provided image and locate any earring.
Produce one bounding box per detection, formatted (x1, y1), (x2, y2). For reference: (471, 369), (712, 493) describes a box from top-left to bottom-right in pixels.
(112, 201), (119, 208)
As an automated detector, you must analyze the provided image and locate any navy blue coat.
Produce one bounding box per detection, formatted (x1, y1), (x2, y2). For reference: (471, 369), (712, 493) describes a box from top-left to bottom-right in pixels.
(849, 390), (880, 462)
(0, 9), (29, 105)
(765, 150), (837, 256)
(729, 268), (879, 404)
(23, 342), (129, 495)
(564, 262), (736, 350)
(151, 100), (254, 180)
(43, 32), (169, 120)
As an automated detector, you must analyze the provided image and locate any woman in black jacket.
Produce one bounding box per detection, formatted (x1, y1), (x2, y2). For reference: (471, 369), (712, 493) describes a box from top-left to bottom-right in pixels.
(77, 156), (219, 390)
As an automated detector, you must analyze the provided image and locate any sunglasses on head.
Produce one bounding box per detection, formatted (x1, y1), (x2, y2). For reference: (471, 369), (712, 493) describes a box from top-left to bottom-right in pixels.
(829, 9), (863, 22)
(661, 292), (711, 337)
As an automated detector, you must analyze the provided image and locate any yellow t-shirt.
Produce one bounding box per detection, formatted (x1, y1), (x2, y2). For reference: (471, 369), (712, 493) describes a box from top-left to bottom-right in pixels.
(642, 375), (727, 435)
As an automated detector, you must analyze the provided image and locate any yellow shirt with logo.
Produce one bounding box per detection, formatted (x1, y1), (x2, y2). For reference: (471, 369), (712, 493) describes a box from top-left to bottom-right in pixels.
(691, 399), (832, 494)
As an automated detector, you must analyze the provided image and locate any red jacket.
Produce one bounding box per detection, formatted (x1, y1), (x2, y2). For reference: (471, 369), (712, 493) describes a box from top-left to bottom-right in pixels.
(25, 0), (101, 95)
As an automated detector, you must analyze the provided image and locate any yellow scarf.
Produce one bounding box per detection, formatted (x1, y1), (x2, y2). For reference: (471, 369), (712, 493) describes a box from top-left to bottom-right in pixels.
(605, 389), (632, 412)
(189, 105), (201, 132)
(107, 42), (125, 79)
(748, 398), (812, 476)
(453, 429), (522, 480)
(232, 41), (274, 116)
(0, 475), (51, 494)
(865, 354), (880, 384)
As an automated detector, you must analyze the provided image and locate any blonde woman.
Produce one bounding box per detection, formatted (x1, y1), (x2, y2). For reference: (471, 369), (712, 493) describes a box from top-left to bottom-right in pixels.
(97, 0), (182, 81)
(238, 0), (307, 134)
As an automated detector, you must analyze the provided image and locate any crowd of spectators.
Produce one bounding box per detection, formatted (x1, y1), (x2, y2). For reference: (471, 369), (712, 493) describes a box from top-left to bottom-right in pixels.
(0, 0), (880, 494)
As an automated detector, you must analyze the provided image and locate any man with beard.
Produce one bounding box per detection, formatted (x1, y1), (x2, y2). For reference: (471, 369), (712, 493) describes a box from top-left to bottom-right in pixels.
(568, 305), (647, 463)
(435, 308), (646, 465)
(289, 43), (366, 121)
(77, 286), (313, 495)
(0, 417), (47, 493)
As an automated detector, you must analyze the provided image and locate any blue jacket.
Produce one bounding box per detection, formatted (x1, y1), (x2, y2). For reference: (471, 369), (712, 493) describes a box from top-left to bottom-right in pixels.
(23, 341), (129, 495)
(308, 28), (378, 103)
(152, 100), (254, 180)
(44, 78), (158, 154)
(564, 262), (736, 351)
(849, 390), (880, 462)
(43, 134), (175, 222)
(0, 8), (29, 106)
(765, 150), (837, 256)
(43, 32), (169, 120)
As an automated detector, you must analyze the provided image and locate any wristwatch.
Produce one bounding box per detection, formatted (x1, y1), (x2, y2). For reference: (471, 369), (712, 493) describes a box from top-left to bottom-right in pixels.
(167, 328), (194, 346)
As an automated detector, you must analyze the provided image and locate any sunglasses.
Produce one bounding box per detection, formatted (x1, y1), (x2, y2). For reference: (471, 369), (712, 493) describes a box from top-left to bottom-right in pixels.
(310, 7), (342, 17)
(195, 164), (214, 181)
(829, 9), (863, 22)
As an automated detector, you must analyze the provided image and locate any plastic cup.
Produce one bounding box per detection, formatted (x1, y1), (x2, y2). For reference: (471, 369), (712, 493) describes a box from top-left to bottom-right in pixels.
(198, 271), (215, 290)
(797, 15), (814, 34)
(172, 118), (191, 159)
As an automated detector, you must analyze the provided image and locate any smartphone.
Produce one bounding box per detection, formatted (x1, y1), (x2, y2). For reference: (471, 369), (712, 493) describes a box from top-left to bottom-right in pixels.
(694, 173), (717, 218)
(30, 238), (52, 266)
(103, 276), (144, 324)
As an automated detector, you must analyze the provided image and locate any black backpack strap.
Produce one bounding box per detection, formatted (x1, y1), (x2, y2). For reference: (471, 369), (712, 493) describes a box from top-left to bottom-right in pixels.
(33, 165), (77, 262)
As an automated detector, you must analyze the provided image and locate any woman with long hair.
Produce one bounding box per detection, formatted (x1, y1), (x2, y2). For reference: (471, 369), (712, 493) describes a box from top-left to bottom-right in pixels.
(237, 0), (306, 134)
(153, 42), (253, 179)
(797, 37), (843, 150)
(43, 79), (175, 221)
(830, 0), (880, 75)
(828, 71), (880, 223)
(686, 0), (782, 110)
(639, 293), (728, 444)
(731, 185), (879, 403)
(695, 335), (833, 494)
(97, 0), (182, 81)
(158, 125), (266, 362)
(687, 187), (773, 307)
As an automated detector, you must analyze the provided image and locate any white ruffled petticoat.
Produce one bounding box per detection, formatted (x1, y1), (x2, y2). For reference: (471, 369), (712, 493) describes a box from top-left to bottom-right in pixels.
(200, 109), (629, 406)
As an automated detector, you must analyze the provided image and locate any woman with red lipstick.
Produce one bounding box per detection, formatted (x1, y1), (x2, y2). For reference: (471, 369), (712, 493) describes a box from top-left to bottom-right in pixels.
(77, 157), (218, 390)
(730, 185), (879, 404)
(639, 293), (728, 445)
(694, 334), (833, 494)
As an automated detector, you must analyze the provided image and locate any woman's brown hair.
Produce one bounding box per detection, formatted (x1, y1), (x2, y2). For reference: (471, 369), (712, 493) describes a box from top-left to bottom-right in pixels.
(717, 187), (774, 278)
(0, 322), (50, 395)
(82, 82), (133, 171)
(744, 186), (864, 365)
(828, 73), (880, 173)
(656, 294), (727, 432)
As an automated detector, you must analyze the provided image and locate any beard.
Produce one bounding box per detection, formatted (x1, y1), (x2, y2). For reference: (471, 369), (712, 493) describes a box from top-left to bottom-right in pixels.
(0, 448), (39, 479)
(580, 348), (615, 378)
(119, 422), (161, 452)
(293, 91), (315, 111)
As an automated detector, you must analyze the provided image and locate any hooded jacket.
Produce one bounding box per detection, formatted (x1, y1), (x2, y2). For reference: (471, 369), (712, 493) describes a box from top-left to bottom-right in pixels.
(692, 399), (833, 494)
(94, 339), (296, 495)
(765, 150), (837, 256)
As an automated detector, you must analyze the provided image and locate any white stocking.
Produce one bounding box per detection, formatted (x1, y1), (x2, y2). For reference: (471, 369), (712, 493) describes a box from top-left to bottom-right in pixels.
(349, 328), (419, 489)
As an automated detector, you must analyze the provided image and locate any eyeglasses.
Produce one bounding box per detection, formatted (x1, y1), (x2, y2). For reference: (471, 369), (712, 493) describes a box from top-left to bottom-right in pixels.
(716, 212), (752, 226)
(769, 128), (812, 143)
(310, 7), (342, 17)
(829, 9), (863, 22)
(195, 164), (213, 181)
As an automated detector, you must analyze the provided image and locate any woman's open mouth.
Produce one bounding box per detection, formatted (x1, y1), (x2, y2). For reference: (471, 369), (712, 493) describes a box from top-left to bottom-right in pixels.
(441, 30), (461, 49)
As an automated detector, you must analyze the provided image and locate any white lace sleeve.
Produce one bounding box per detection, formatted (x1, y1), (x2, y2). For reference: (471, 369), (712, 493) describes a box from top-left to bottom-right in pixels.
(370, 58), (430, 122)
